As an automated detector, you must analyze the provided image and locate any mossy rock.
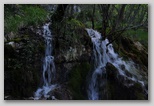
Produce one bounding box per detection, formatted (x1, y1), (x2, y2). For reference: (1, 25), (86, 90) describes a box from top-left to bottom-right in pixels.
(113, 36), (148, 69)
(135, 92), (145, 100)
(68, 62), (91, 100)
(6, 66), (41, 99)
(4, 25), (45, 99)
(101, 62), (147, 100)
(106, 62), (119, 81)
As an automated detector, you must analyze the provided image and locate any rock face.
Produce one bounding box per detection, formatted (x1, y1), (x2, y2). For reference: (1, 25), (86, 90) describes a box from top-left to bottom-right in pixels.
(98, 62), (147, 100)
(113, 36), (148, 70)
(4, 25), (93, 100)
(4, 26), (45, 99)
(98, 36), (148, 100)
(52, 28), (93, 99)
(4, 24), (148, 100)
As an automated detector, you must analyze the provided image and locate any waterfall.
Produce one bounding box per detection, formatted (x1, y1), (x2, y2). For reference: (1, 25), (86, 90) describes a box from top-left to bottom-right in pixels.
(34, 23), (57, 100)
(86, 28), (147, 100)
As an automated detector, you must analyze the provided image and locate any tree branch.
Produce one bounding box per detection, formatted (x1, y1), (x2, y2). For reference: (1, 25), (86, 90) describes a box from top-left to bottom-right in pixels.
(106, 24), (144, 46)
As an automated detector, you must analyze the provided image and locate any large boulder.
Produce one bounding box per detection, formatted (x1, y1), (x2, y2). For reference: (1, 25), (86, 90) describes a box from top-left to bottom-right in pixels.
(50, 27), (93, 99)
(113, 36), (148, 72)
(4, 26), (45, 99)
(98, 62), (147, 100)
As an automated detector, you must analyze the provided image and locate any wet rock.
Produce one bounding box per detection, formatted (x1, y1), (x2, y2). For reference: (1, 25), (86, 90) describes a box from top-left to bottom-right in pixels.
(99, 62), (147, 100)
(39, 84), (73, 100)
(49, 85), (72, 100)
(106, 62), (119, 81)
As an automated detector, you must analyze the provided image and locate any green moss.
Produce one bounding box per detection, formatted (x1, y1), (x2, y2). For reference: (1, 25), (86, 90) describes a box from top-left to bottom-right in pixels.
(38, 44), (45, 52)
(14, 38), (21, 42)
(68, 62), (91, 100)
(135, 92), (145, 100)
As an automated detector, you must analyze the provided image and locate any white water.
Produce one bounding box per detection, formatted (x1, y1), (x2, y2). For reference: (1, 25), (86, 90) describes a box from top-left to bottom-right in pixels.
(86, 28), (147, 100)
(34, 23), (57, 100)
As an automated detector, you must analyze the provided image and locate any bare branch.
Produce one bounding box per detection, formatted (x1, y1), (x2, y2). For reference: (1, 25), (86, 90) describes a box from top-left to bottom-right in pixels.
(106, 23), (145, 46)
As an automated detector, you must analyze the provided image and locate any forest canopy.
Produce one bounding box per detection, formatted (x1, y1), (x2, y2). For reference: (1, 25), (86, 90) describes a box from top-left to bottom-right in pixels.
(4, 4), (148, 47)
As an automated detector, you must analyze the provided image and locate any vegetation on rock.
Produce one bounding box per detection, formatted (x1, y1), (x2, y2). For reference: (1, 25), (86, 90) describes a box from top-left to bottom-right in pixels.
(4, 4), (148, 100)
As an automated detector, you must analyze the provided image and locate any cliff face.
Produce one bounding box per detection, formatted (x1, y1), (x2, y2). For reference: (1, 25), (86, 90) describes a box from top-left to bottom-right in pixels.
(52, 28), (93, 100)
(4, 4), (148, 100)
(4, 23), (148, 100)
(4, 27), (45, 99)
(4, 25), (93, 99)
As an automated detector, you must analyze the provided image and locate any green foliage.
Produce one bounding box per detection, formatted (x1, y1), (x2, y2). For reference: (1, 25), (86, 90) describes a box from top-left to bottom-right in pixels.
(5, 15), (23, 33)
(85, 21), (91, 28)
(55, 18), (86, 49)
(4, 5), (48, 34)
(21, 5), (48, 25)
(125, 29), (148, 41)
(125, 29), (148, 48)
(68, 62), (91, 100)
(67, 18), (85, 28)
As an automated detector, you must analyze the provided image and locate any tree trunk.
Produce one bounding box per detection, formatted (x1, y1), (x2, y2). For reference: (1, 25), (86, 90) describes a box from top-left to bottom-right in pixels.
(100, 4), (110, 39)
(110, 5), (126, 34)
(51, 4), (68, 23)
(92, 5), (95, 29)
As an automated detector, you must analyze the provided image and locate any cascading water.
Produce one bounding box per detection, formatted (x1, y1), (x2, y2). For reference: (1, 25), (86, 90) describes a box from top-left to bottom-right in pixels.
(86, 28), (147, 100)
(34, 23), (57, 100)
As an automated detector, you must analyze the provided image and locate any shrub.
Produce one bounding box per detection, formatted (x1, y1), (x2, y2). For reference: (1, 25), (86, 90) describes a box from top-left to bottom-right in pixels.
(4, 5), (48, 34)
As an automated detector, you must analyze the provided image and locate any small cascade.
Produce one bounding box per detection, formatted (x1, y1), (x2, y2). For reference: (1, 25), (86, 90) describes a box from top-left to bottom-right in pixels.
(34, 23), (57, 100)
(86, 28), (147, 100)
